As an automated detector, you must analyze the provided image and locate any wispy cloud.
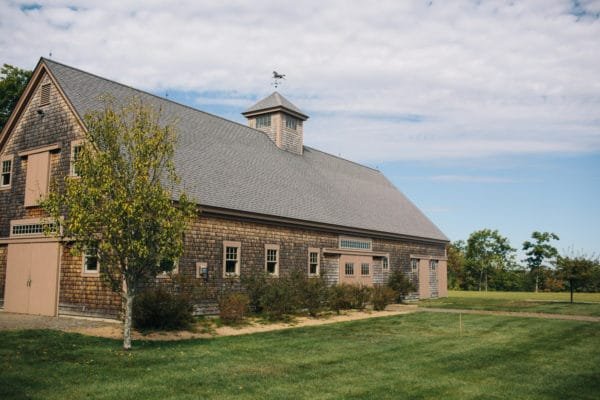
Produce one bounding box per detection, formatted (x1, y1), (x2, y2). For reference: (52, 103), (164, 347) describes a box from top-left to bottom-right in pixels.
(1, 0), (599, 161)
(429, 175), (517, 184)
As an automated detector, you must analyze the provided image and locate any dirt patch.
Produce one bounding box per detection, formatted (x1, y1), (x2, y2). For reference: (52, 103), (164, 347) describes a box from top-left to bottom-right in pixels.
(0, 305), (418, 341)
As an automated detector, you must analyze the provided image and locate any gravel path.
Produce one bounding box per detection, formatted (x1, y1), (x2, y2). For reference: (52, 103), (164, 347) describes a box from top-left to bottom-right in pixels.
(0, 311), (119, 331)
(419, 307), (600, 322)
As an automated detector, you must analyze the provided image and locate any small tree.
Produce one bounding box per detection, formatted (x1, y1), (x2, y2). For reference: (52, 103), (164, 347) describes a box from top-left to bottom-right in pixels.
(447, 240), (466, 289)
(387, 269), (416, 302)
(557, 254), (598, 303)
(465, 229), (515, 291)
(42, 98), (195, 349)
(523, 231), (559, 292)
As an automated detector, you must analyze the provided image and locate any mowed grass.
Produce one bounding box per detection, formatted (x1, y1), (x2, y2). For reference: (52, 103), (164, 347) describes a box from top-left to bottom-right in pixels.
(419, 290), (600, 316)
(1, 313), (599, 399)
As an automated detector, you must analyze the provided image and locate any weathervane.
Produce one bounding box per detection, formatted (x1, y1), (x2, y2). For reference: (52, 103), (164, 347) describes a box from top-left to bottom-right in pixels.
(272, 71), (285, 88)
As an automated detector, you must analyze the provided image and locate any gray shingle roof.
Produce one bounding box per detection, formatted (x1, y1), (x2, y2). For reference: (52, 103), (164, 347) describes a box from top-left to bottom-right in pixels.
(43, 58), (448, 242)
(243, 91), (308, 119)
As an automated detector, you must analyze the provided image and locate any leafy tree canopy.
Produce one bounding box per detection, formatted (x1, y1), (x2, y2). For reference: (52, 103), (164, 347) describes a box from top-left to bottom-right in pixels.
(465, 229), (516, 291)
(42, 97), (196, 349)
(0, 64), (32, 131)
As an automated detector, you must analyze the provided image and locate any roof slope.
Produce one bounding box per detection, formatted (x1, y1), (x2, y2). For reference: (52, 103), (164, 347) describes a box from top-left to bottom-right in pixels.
(243, 91), (308, 119)
(43, 58), (447, 242)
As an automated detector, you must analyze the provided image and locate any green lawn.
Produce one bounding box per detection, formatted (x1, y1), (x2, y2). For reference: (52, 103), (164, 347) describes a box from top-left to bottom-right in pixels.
(1, 313), (599, 399)
(419, 290), (600, 316)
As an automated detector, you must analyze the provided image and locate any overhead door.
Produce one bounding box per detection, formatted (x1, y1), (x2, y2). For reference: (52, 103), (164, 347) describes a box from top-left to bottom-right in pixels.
(4, 242), (60, 316)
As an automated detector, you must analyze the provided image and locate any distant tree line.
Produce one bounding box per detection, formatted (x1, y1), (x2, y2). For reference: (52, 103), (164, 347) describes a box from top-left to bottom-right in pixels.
(448, 229), (600, 299)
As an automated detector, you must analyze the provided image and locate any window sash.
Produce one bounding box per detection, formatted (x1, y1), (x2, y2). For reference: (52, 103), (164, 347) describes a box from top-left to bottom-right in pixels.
(361, 263), (370, 276)
(84, 246), (99, 273)
(345, 263), (354, 275)
(411, 258), (419, 271)
(71, 145), (82, 176)
(1, 159), (11, 186)
(285, 116), (297, 130)
(382, 257), (389, 270)
(256, 115), (271, 128)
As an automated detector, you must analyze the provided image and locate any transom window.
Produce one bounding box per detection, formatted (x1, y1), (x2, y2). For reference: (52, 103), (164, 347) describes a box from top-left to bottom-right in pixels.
(339, 237), (371, 250)
(265, 246), (279, 275)
(308, 250), (320, 275)
(256, 114), (271, 128)
(11, 222), (56, 236)
(361, 263), (370, 276)
(1, 157), (12, 187)
(285, 115), (297, 130)
(83, 244), (99, 274)
(345, 262), (354, 276)
(382, 256), (389, 270)
(411, 258), (419, 273)
(223, 241), (241, 276)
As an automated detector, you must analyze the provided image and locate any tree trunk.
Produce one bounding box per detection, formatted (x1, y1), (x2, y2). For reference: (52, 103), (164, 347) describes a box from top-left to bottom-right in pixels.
(123, 291), (134, 350)
(535, 274), (539, 293)
(570, 281), (574, 304)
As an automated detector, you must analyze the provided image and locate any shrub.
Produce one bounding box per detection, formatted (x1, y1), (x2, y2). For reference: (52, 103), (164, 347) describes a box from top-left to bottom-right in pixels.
(350, 284), (372, 310)
(219, 292), (249, 324)
(260, 276), (300, 320)
(133, 286), (194, 331)
(371, 284), (397, 311)
(328, 284), (354, 314)
(241, 269), (268, 313)
(302, 275), (329, 317)
(387, 269), (416, 303)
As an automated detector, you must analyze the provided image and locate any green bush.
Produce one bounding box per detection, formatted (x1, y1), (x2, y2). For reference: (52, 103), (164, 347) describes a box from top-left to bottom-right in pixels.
(241, 269), (269, 313)
(219, 292), (249, 324)
(350, 284), (372, 310)
(387, 269), (416, 302)
(371, 284), (397, 311)
(302, 275), (329, 317)
(133, 286), (194, 331)
(328, 284), (355, 314)
(260, 275), (301, 320)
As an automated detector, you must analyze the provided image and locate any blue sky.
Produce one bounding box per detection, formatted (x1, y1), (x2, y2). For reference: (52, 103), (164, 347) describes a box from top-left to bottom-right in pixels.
(1, 0), (599, 256)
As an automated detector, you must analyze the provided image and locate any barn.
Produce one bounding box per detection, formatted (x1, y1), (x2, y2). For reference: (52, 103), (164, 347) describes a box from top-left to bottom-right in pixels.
(0, 58), (448, 318)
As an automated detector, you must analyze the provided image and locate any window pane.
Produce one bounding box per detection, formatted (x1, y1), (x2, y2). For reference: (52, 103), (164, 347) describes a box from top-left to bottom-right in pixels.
(225, 260), (237, 273)
(309, 263), (317, 274)
(345, 263), (354, 275)
(383, 257), (388, 269)
(361, 263), (370, 275)
(267, 261), (277, 274)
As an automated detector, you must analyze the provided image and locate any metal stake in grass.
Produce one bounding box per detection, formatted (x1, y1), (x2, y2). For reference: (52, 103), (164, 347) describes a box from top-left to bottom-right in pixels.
(459, 312), (463, 337)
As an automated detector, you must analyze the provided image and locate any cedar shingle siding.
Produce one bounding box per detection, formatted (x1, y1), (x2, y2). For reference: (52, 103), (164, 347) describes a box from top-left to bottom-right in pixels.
(0, 58), (449, 318)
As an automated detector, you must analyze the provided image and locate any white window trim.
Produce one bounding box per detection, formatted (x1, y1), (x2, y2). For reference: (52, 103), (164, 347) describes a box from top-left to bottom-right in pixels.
(308, 247), (320, 276)
(0, 154), (14, 189)
(82, 246), (100, 276)
(223, 241), (241, 277)
(70, 139), (84, 177)
(344, 262), (355, 276)
(265, 244), (280, 276)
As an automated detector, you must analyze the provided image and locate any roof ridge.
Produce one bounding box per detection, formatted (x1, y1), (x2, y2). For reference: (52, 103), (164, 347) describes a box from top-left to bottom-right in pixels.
(41, 57), (262, 135)
(303, 145), (380, 172)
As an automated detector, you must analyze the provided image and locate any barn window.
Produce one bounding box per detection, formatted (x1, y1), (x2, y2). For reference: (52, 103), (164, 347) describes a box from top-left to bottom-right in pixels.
(256, 114), (271, 128)
(361, 263), (370, 276)
(70, 141), (84, 176)
(1, 156), (12, 188)
(223, 241), (241, 276)
(285, 115), (297, 130)
(411, 258), (419, 273)
(345, 262), (354, 276)
(382, 256), (389, 270)
(308, 248), (320, 275)
(83, 244), (99, 274)
(265, 244), (279, 276)
(339, 237), (371, 251)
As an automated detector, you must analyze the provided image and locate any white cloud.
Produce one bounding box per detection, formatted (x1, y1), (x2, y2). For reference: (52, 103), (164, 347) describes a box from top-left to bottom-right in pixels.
(1, 0), (599, 161)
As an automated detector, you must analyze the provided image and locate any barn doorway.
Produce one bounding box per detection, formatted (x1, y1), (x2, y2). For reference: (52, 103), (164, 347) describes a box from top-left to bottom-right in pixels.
(4, 242), (60, 316)
(339, 254), (373, 286)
